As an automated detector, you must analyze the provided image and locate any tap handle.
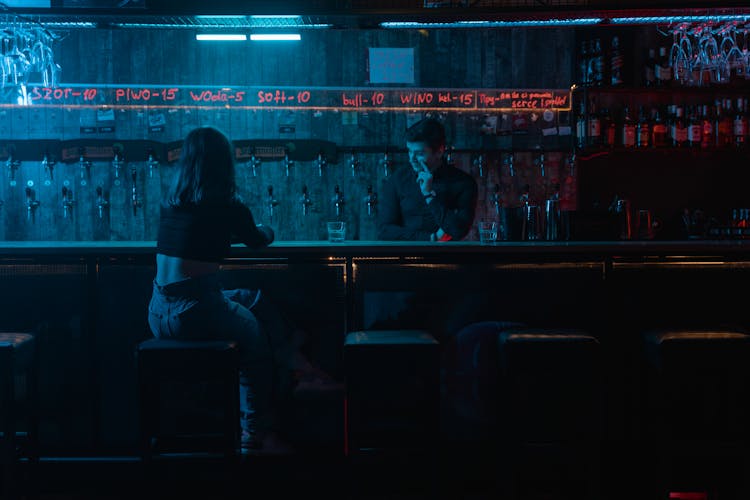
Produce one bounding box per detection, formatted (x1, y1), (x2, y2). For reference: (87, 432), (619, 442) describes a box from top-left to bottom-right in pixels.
(445, 145), (455, 166)
(62, 186), (67, 198)
(25, 187), (32, 200)
(131, 167), (137, 183)
(267, 185), (273, 196)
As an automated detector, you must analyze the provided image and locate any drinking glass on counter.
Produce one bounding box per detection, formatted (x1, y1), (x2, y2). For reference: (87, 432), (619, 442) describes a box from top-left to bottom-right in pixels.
(327, 221), (346, 242)
(478, 221), (498, 244)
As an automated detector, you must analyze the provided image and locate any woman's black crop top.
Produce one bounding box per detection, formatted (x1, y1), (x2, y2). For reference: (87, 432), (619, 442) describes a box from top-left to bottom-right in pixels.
(156, 201), (273, 262)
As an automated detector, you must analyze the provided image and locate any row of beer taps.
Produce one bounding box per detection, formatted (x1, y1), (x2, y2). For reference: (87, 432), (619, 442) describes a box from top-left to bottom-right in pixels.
(265, 183), (378, 224)
(20, 183), (119, 223)
(245, 148), (575, 179)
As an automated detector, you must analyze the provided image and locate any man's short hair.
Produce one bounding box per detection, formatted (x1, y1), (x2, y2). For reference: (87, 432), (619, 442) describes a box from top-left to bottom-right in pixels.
(406, 118), (446, 150)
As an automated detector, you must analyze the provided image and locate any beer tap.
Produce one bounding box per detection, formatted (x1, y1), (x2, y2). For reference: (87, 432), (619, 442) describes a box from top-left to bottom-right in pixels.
(473, 152), (485, 178)
(6, 154), (20, 184)
(25, 187), (39, 222)
(503, 152), (515, 177)
(42, 151), (56, 182)
(130, 166), (142, 216)
(364, 184), (378, 216)
(300, 185), (313, 216)
(283, 149), (293, 177)
(112, 150), (125, 181)
(491, 184), (502, 215)
(520, 183), (531, 207)
(348, 150), (359, 177)
(332, 184), (345, 218)
(78, 148), (91, 186)
(315, 151), (327, 177)
(266, 185), (279, 223)
(249, 149), (261, 177)
(379, 149), (393, 177)
(146, 149), (159, 178)
(566, 151), (576, 178)
(445, 145), (456, 167)
(96, 186), (110, 219)
(62, 186), (75, 219)
(534, 151), (546, 177)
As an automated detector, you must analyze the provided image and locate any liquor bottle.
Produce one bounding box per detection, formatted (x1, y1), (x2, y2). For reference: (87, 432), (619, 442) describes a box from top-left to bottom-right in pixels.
(651, 107), (668, 148)
(621, 106), (636, 148)
(579, 40), (590, 86)
(701, 104), (714, 149)
(636, 105), (650, 148)
(603, 107), (617, 148)
(672, 105), (687, 147)
(576, 101), (587, 149)
(666, 104), (676, 144)
(656, 46), (672, 87)
(589, 38), (604, 87)
(687, 105), (702, 148)
(557, 109), (572, 138)
(717, 98), (733, 148)
(610, 36), (624, 86)
(588, 98), (602, 147)
(734, 97), (748, 148)
(643, 48), (656, 87)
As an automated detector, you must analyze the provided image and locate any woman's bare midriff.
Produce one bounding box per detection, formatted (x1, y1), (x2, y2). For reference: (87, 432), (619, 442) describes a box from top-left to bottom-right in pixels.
(156, 253), (220, 286)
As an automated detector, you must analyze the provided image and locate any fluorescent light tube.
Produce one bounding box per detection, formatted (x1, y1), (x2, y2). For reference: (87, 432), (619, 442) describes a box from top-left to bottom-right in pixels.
(250, 33), (301, 41)
(196, 34), (247, 41)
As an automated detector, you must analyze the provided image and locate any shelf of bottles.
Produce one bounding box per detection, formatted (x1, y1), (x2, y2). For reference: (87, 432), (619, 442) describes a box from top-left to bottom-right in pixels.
(574, 27), (750, 154)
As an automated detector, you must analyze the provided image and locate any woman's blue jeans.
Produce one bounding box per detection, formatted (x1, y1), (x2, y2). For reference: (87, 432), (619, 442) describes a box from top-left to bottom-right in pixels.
(147, 274), (293, 436)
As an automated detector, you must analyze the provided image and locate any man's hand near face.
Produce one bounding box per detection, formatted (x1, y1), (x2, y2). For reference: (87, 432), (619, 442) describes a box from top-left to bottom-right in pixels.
(416, 159), (434, 197)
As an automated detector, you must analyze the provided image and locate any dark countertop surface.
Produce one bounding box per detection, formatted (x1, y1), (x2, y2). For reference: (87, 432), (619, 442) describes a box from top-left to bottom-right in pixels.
(1, 240), (750, 259)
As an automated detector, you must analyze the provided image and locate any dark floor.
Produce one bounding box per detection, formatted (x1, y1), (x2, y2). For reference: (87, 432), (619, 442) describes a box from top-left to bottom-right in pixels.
(5, 440), (750, 500)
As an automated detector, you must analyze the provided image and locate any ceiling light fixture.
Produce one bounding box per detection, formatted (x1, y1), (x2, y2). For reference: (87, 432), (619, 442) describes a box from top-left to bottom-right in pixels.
(250, 33), (301, 41)
(196, 33), (247, 41)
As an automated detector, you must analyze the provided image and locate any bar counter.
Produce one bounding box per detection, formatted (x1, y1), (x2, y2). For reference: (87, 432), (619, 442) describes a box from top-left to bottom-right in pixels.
(2, 239), (750, 259)
(2, 239), (749, 456)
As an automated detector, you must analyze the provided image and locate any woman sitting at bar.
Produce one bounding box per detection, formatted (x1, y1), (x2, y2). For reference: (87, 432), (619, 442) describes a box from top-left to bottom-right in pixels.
(147, 126), (337, 455)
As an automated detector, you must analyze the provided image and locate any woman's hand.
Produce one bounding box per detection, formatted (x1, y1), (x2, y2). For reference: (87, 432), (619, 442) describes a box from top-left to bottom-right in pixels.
(256, 224), (275, 245)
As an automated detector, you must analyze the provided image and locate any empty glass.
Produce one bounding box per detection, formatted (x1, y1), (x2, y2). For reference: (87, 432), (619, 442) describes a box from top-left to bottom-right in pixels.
(478, 221), (498, 244)
(327, 221), (346, 242)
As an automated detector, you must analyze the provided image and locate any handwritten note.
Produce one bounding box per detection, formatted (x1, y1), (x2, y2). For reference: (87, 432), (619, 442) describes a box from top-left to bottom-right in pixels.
(16, 85), (571, 112)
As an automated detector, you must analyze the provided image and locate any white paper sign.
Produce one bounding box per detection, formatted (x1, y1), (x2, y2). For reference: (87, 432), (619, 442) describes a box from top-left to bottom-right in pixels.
(368, 48), (415, 84)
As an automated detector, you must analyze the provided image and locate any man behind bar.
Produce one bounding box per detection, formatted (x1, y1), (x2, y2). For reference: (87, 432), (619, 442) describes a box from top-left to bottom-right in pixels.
(377, 117), (478, 241)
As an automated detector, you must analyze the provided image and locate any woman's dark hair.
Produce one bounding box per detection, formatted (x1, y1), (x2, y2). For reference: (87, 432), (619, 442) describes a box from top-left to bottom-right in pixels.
(166, 126), (237, 206)
(405, 118), (446, 150)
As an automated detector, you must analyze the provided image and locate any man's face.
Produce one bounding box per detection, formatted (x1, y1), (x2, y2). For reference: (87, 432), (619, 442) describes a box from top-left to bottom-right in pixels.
(407, 141), (444, 174)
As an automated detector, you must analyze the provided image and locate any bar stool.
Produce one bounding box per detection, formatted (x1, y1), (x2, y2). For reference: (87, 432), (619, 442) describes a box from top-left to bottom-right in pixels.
(639, 328), (750, 498)
(0, 332), (39, 499)
(135, 338), (240, 462)
(496, 327), (603, 500)
(343, 330), (440, 457)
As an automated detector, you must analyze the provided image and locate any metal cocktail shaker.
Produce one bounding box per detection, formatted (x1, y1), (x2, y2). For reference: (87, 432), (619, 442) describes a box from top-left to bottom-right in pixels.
(545, 198), (561, 241)
(614, 198), (633, 240)
(522, 204), (541, 241)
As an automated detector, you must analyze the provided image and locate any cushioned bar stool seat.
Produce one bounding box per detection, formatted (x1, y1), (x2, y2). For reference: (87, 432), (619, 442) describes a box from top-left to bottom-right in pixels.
(343, 330), (440, 457)
(136, 338), (240, 461)
(0, 332), (39, 499)
(496, 327), (603, 500)
(639, 328), (750, 497)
